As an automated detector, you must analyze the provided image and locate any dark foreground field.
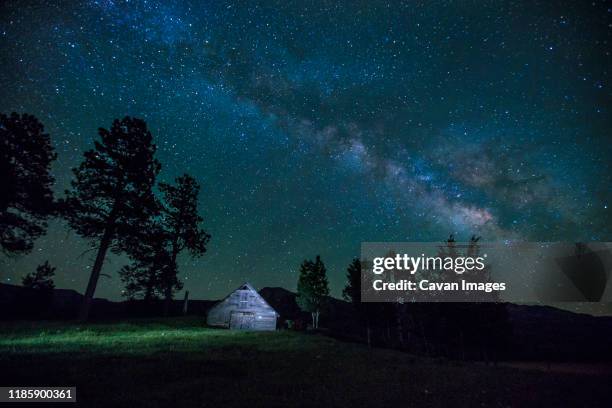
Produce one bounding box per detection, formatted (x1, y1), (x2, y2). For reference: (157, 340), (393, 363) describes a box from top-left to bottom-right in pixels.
(0, 318), (610, 407)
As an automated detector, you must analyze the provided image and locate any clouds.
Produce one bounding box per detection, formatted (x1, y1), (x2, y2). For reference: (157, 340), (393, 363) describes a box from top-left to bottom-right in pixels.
(427, 135), (592, 235)
(277, 117), (511, 238)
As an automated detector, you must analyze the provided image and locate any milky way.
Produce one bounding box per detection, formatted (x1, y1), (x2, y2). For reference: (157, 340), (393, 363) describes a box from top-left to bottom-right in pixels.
(0, 1), (610, 310)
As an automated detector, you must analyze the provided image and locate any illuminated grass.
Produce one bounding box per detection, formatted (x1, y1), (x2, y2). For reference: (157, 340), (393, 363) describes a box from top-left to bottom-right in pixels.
(0, 319), (335, 361)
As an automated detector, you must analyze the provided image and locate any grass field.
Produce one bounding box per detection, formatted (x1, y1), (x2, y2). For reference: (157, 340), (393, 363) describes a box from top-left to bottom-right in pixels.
(0, 318), (610, 407)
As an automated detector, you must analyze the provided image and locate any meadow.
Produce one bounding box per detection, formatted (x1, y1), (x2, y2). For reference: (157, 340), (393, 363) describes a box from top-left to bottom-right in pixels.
(0, 318), (609, 407)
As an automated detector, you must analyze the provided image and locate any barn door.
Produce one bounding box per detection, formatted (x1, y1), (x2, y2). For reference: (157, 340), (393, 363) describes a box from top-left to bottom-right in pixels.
(230, 312), (255, 329)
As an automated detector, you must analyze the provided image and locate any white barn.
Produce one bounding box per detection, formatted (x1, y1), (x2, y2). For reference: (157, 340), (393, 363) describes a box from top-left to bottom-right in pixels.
(206, 283), (278, 330)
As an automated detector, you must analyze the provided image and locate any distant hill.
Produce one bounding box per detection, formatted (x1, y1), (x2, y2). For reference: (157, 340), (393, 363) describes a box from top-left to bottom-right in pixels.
(258, 286), (303, 320)
(0, 283), (122, 319)
(0, 283), (215, 320)
(505, 303), (612, 360)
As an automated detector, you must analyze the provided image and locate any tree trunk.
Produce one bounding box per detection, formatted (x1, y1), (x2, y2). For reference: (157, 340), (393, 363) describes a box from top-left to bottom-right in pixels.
(311, 312), (316, 329)
(78, 225), (113, 322)
(144, 279), (154, 304)
(163, 238), (180, 316)
(396, 303), (405, 348)
(182, 290), (189, 315)
(163, 286), (173, 316)
(418, 317), (431, 356)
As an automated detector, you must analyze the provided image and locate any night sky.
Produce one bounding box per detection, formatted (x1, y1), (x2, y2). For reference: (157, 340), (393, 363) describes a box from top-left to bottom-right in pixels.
(1, 1), (610, 311)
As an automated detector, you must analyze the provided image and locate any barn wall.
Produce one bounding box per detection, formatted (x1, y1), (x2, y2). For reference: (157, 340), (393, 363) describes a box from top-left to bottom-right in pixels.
(248, 312), (277, 330)
(206, 287), (277, 331)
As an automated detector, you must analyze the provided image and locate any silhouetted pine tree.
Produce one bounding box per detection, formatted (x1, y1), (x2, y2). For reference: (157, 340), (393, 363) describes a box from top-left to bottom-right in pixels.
(22, 261), (56, 291)
(62, 117), (160, 321)
(342, 258), (361, 304)
(0, 113), (56, 255)
(343, 258), (374, 345)
(119, 223), (175, 302)
(158, 174), (210, 315)
(297, 255), (329, 329)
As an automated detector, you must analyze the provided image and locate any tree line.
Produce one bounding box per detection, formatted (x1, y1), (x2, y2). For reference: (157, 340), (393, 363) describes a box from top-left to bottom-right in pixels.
(297, 236), (510, 361)
(1, 113), (210, 321)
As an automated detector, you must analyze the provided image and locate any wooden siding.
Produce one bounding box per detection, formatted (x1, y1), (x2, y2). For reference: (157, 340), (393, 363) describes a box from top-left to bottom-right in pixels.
(206, 283), (278, 331)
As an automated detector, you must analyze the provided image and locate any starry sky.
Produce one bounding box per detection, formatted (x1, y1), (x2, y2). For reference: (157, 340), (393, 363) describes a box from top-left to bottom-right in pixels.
(0, 1), (610, 310)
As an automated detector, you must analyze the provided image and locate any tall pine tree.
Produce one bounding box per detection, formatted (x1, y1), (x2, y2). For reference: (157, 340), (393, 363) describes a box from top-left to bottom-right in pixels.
(62, 117), (160, 321)
(158, 174), (210, 315)
(0, 113), (56, 255)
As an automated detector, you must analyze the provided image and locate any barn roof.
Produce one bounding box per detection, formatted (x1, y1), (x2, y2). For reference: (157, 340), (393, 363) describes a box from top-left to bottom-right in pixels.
(212, 282), (279, 316)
